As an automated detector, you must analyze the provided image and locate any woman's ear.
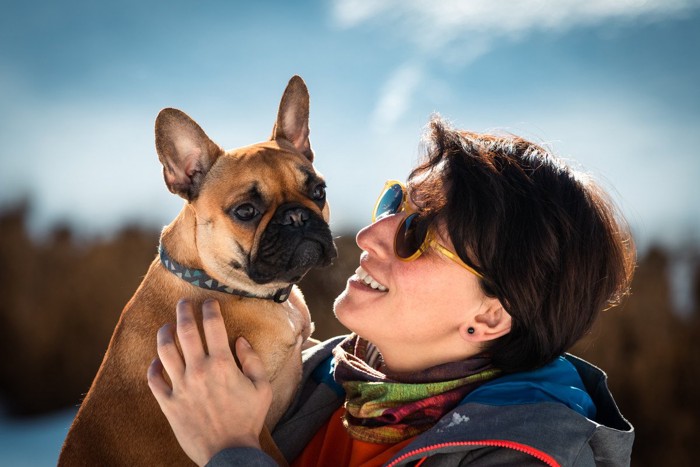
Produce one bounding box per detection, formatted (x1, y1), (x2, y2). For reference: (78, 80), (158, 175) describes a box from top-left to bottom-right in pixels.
(460, 298), (511, 343)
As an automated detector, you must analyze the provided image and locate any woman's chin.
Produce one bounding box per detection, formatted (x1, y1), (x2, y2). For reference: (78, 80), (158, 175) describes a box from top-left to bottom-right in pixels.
(332, 288), (352, 325)
(334, 276), (390, 333)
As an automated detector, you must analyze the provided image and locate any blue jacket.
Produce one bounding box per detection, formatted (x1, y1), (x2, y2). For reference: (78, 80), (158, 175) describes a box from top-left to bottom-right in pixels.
(208, 336), (634, 466)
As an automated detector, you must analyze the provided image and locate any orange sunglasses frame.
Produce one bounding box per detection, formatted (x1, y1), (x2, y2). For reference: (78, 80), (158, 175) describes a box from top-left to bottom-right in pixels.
(372, 180), (484, 279)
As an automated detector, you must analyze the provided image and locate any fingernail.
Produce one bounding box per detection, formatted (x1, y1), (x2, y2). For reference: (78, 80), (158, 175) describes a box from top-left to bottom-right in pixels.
(240, 337), (252, 348)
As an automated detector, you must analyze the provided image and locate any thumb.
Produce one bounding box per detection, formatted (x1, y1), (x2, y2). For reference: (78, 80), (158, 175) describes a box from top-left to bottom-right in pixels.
(236, 337), (271, 390)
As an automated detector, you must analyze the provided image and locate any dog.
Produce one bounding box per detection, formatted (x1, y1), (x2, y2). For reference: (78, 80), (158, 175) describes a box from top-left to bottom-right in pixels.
(58, 76), (337, 466)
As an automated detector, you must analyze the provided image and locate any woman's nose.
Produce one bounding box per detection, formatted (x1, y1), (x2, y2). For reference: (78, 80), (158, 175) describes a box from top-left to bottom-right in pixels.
(356, 214), (400, 260)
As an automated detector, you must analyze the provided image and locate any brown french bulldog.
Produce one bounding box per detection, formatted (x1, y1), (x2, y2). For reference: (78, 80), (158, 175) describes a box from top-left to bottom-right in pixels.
(58, 76), (337, 466)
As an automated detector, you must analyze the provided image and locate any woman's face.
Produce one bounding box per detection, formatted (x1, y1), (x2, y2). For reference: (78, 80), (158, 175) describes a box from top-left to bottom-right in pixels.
(333, 208), (495, 372)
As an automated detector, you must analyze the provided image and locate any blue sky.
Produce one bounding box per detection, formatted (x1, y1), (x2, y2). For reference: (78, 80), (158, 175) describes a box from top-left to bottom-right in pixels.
(1, 0), (699, 251)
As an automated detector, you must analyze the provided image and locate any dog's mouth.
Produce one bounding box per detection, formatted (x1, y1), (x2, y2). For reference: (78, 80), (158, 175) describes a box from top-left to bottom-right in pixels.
(281, 239), (322, 281)
(249, 223), (337, 285)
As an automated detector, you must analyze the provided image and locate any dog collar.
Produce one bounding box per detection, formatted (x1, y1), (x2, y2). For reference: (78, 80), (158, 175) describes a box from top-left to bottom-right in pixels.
(158, 245), (293, 303)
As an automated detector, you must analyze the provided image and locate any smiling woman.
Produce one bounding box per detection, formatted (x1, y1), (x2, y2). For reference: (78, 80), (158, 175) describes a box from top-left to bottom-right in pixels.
(148, 114), (636, 467)
(332, 185), (500, 373)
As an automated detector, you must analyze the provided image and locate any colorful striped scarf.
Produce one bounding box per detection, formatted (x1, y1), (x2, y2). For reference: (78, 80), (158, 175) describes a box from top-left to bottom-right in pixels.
(332, 334), (500, 444)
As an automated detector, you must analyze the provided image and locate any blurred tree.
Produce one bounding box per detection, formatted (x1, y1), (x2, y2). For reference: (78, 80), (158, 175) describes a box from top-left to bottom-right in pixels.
(572, 246), (700, 466)
(0, 204), (158, 415)
(298, 234), (355, 340)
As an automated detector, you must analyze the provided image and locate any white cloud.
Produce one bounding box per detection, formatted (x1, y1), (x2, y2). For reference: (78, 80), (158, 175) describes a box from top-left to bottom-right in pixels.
(336, 0), (700, 132)
(371, 63), (424, 130)
(333, 0), (700, 48)
(0, 73), (180, 235)
(332, 0), (394, 27)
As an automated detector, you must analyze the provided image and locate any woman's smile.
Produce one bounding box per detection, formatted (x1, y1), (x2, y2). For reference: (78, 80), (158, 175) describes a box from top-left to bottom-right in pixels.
(353, 265), (388, 292)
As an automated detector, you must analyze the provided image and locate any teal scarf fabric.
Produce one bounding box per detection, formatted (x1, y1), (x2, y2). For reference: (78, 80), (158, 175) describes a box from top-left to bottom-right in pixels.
(332, 334), (500, 444)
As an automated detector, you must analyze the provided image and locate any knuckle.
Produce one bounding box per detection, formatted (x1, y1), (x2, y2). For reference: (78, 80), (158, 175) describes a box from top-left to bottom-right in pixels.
(202, 312), (221, 326)
(177, 320), (198, 338)
(187, 363), (207, 380)
(210, 355), (232, 371)
(157, 343), (176, 359)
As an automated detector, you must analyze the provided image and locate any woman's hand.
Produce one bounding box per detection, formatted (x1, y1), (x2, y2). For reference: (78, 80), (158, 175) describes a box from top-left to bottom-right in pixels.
(147, 299), (272, 466)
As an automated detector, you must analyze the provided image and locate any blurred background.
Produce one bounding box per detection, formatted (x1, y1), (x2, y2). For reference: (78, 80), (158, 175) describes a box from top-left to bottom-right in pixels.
(1, 0), (699, 465)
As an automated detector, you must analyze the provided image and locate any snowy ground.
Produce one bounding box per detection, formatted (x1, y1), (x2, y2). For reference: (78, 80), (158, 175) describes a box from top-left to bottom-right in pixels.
(0, 409), (77, 466)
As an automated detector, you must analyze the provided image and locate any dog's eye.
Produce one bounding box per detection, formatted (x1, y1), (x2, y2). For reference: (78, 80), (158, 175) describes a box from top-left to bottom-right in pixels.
(232, 204), (259, 221)
(312, 184), (326, 201)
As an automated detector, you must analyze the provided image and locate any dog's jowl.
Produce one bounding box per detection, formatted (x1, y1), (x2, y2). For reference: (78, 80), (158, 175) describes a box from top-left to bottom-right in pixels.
(58, 76), (336, 466)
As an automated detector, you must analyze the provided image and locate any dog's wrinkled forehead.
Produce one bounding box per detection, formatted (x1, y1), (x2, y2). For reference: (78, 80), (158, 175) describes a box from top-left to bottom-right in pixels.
(200, 142), (324, 209)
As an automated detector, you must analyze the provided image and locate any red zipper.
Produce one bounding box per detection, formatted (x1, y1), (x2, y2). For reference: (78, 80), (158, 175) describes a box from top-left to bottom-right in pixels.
(385, 439), (560, 466)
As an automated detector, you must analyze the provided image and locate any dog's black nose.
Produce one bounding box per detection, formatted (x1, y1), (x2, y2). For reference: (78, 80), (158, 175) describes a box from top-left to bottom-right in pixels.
(281, 207), (309, 227)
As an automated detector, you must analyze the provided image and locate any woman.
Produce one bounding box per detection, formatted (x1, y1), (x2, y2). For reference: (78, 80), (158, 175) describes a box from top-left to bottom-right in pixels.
(148, 117), (636, 466)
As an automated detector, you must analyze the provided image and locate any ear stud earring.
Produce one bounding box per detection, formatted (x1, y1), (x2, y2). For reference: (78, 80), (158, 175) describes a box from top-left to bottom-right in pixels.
(467, 327), (475, 335)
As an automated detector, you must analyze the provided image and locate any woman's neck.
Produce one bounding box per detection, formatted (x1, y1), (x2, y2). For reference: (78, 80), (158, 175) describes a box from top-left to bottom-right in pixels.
(374, 339), (483, 374)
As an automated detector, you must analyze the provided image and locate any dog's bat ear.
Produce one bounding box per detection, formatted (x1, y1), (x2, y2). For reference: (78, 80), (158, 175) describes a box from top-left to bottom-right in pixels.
(271, 75), (314, 162)
(155, 108), (223, 200)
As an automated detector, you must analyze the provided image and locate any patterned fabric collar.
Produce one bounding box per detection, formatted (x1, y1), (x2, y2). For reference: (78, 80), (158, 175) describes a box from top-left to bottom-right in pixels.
(158, 244), (292, 303)
(332, 334), (500, 444)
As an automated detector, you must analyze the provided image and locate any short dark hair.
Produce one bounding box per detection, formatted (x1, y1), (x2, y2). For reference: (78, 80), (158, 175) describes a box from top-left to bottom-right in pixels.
(408, 116), (636, 373)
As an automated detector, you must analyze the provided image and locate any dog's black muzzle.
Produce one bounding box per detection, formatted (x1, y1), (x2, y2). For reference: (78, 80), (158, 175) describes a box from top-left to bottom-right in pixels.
(249, 203), (337, 284)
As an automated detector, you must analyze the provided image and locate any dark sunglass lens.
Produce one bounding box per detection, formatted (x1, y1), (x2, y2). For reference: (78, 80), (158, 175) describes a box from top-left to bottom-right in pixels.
(395, 213), (427, 258)
(374, 184), (404, 220)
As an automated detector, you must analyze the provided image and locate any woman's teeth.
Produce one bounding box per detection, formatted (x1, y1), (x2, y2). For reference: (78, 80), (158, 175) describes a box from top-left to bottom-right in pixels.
(355, 266), (388, 292)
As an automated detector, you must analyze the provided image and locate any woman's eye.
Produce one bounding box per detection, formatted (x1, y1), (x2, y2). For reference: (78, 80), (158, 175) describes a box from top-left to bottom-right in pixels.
(232, 204), (259, 221)
(312, 184), (326, 201)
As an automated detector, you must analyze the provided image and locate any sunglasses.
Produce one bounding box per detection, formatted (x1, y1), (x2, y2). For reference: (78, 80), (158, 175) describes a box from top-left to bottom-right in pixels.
(372, 180), (484, 279)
